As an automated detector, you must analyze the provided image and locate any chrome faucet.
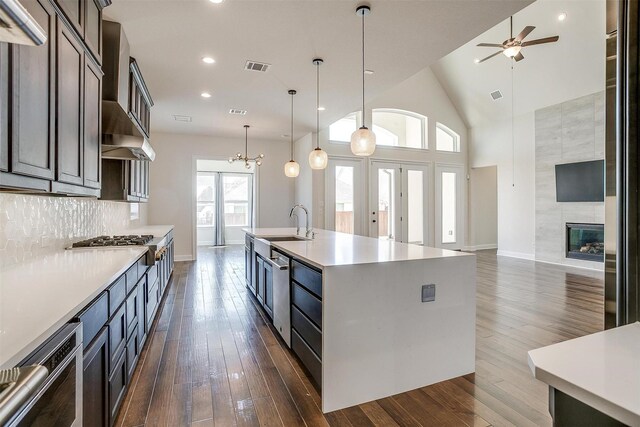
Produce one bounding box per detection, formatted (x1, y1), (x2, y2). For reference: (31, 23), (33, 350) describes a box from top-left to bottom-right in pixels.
(289, 204), (313, 238)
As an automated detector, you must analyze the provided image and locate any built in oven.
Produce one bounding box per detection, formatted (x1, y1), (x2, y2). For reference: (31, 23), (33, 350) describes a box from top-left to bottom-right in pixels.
(0, 322), (83, 427)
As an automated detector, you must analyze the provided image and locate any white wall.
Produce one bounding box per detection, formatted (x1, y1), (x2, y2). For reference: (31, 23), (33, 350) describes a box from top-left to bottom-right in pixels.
(293, 133), (315, 227)
(469, 166), (498, 249)
(148, 132), (294, 260)
(470, 113), (536, 259)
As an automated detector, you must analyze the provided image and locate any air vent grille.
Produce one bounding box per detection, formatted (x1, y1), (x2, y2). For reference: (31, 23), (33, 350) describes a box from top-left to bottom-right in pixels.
(173, 115), (192, 122)
(490, 90), (503, 101)
(244, 60), (270, 72)
(229, 109), (247, 115)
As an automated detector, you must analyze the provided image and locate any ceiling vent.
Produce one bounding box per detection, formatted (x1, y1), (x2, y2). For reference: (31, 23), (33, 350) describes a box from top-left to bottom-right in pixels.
(229, 109), (247, 115)
(244, 60), (270, 72)
(173, 115), (192, 122)
(490, 90), (503, 101)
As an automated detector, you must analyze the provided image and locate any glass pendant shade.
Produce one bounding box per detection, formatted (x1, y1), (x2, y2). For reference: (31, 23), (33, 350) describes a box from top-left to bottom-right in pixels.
(309, 147), (328, 170)
(503, 45), (521, 58)
(350, 126), (376, 156)
(284, 160), (300, 177)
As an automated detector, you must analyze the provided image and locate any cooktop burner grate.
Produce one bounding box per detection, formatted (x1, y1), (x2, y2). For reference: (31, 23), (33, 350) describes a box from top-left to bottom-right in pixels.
(72, 234), (154, 248)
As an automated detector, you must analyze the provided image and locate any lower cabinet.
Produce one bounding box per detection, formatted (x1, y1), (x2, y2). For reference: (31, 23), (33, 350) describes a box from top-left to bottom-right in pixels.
(256, 256), (265, 304)
(108, 350), (127, 424)
(83, 326), (109, 427)
(264, 261), (273, 318)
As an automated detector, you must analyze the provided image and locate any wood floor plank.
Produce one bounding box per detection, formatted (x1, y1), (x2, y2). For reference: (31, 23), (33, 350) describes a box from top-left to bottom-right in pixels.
(116, 248), (603, 427)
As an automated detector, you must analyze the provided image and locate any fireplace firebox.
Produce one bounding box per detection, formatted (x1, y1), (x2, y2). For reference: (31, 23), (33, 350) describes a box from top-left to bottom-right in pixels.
(566, 223), (604, 262)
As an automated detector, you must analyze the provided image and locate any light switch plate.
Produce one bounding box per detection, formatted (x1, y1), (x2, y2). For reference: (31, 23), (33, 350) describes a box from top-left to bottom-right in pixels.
(422, 284), (436, 302)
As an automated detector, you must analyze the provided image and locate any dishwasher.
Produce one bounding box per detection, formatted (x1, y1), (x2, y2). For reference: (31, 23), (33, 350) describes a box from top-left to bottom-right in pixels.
(270, 250), (291, 347)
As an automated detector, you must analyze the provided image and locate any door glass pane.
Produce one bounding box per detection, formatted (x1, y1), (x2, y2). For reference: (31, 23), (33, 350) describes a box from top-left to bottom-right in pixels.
(197, 172), (216, 227)
(407, 170), (424, 244)
(442, 172), (457, 243)
(335, 166), (354, 234)
(223, 175), (250, 226)
(377, 168), (395, 239)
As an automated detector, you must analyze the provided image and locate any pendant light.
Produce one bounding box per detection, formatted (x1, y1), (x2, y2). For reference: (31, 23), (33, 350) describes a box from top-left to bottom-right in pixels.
(284, 90), (300, 177)
(309, 58), (328, 170)
(229, 125), (264, 169)
(350, 5), (376, 156)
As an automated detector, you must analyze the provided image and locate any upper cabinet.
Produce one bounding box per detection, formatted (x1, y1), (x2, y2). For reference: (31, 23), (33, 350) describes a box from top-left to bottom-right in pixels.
(0, 0), (108, 196)
(129, 58), (152, 138)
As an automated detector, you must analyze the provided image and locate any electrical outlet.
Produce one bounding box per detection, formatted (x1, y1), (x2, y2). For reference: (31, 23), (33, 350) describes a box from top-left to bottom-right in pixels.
(422, 284), (436, 302)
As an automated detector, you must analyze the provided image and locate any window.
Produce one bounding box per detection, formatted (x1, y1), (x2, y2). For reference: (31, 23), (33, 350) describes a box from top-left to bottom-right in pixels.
(329, 112), (359, 142)
(372, 109), (426, 149)
(436, 123), (460, 152)
(223, 174), (251, 226)
(197, 172), (217, 228)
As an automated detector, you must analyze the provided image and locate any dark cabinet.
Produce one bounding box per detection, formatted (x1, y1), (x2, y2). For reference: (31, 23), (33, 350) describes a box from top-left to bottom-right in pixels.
(83, 326), (109, 427)
(245, 246), (253, 291)
(0, 42), (8, 172)
(83, 55), (101, 189)
(101, 158), (150, 202)
(108, 303), (126, 372)
(55, 0), (83, 35)
(256, 256), (264, 304)
(108, 349), (127, 425)
(56, 19), (84, 186)
(264, 261), (273, 318)
(129, 58), (152, 138)
(83, 0), (101, 62)
(7, 0), (56, 187)
(137, 275), (147, 349)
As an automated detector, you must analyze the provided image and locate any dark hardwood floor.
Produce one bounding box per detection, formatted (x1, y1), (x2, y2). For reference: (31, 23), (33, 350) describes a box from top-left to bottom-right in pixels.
(114, 247), (604, 427)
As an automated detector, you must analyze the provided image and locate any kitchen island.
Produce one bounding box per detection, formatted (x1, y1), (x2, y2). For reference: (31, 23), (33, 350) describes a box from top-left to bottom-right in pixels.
(244, 228), (476, 413)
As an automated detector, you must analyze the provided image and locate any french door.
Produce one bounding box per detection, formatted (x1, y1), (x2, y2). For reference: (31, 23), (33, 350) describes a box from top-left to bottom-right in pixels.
(325, 158), (365, 235)
(435, 164), (464, 250)
(369, 161), (429, 244)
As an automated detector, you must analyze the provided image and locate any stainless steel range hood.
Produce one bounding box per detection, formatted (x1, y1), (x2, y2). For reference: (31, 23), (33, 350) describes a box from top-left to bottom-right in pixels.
(0, 0), (47, 45)
(102, 20), (155, 161)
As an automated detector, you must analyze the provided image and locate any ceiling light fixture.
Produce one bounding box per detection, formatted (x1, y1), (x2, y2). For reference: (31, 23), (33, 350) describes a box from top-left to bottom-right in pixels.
(558, 12), (567, 21)
(474, 58), (480, 64)
(202, 56), (215, 64)
(209, 0), (224, 4)
(309, 58), (328, 170)
(201, 92), (212, 98)
(284, 90), (300, 177)
(229, 125), (264, 169)
(350, 5), (376, 156)
(503, 45), (522, 58)
(364, 69), (374, 75)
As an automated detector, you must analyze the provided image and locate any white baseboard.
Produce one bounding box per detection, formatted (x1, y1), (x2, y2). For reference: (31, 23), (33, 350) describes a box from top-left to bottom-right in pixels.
(175, 255), (194, 262)
(463, 244), (498, 251)
(496, 250), (535, 260)
(534, 257), (604, 272)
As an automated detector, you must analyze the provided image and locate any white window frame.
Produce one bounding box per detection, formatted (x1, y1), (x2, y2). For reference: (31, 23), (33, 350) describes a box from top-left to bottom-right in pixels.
(435, 122), (460, 153)
(371, 108), (427, 150)
(328, 111), (362, 144)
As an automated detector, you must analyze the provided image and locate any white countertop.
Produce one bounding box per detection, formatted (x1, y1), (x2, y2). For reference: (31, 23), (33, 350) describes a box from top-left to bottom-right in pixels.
(244, 228), (472, 269)
(528, 322), (640, 426)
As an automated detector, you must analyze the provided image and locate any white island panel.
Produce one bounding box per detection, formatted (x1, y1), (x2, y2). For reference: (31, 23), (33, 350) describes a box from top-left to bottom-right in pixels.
(322, 255), (476, 413)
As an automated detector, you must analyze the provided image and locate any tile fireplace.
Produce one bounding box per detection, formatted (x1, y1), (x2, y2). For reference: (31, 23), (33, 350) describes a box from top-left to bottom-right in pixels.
(566, 223), (604, 262)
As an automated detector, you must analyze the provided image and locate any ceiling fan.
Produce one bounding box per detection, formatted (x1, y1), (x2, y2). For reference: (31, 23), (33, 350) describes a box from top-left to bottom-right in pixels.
(476, 16), (559, 63)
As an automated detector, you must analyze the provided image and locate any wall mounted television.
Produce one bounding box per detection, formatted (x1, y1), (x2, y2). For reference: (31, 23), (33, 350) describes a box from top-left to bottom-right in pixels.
(555, 160), (604, 202)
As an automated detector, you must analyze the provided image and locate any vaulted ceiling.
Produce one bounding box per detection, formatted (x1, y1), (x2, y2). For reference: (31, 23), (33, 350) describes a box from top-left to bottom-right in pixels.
(104, 0), (533, 141)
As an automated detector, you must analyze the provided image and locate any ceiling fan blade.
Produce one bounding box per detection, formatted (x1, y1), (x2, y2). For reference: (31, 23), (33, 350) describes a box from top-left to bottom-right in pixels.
(514, 52), (524, 62)
(521, 36), (559, 47)
(477, 43), (504, 48)
(515, 25), (535, 41)
(478, 51), (502, 63)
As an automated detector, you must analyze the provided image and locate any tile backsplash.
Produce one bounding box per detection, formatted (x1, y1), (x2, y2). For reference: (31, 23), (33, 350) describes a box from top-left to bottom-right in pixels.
(0, 193), (147, 267)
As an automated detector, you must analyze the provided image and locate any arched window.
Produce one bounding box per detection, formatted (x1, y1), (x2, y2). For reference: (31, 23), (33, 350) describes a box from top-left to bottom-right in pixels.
(372, 109), (426, 149)
(329, 112), (360, 142)
(436, 123), (460, 152)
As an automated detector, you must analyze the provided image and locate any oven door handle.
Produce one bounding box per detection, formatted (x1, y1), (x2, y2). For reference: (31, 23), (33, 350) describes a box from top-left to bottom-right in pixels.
(0, 365), (48, 425)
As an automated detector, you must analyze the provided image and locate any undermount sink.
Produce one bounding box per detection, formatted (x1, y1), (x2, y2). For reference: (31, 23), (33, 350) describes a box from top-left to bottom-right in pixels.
(263, 235), (308, 242)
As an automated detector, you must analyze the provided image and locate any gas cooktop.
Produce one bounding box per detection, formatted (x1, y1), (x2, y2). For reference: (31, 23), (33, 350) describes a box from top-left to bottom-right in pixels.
(71, 235), (154, 248)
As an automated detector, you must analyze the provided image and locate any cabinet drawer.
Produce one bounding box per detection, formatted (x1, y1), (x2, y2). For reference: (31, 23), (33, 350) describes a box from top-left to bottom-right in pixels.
(125, 264), (138, 294)
(137, 257), (148, 280)
(147, 263), (158, 289)
(108, 349), (127, 425)
(82, 326), (108, 427)
(292, 329), (322, 387)
(125, 287), (139, 339)
(78, 291), (108, 348)
(291, 260), (322, 298)
(108, 303), (126, 373)
(292, 283), (322, 329)
(108, 275), (126, 317)
(126, 330), (139, 380)
(291, 306), (322, 359)
(146, 281), (159, 327)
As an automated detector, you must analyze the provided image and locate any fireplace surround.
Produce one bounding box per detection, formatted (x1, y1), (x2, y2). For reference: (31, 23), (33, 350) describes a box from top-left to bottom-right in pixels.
(566, 223), (604, 262)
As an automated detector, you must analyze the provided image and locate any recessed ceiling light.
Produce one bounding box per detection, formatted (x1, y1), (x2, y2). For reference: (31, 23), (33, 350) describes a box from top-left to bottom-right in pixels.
(173, 115), (192, 122)
(209, 0), (223, 4)
(201, 92), (212, 98)
(317, 106), (326, 111)
(474, 58), (480, 64)
(364, 69), (374, 75)
(202, 56), (215, 64)
(558, 12), (567, 21)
